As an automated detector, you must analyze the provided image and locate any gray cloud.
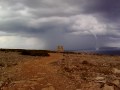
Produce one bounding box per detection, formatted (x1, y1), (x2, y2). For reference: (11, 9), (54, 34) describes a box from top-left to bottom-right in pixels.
(0, 0), (120, 49)
(83, 0), (120, 22)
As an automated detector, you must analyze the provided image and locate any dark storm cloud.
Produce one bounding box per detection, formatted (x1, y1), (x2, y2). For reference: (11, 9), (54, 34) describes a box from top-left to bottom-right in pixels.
(1, 0), (120, 20)
(83, 0), (120, 22)
(0, 0), (120, 49)
(0, 16), (70, 35)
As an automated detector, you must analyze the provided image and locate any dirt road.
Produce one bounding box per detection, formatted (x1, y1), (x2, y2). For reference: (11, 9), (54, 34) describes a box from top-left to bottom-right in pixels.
(1, 53), (75, 90)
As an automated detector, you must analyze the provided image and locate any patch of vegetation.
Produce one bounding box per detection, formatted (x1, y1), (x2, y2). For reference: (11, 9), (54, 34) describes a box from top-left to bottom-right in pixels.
(21, 50), (50, 56)
(0, 49), (51, 56)
(0, 49), (24, 52)
(0, 62), (5, 67)
(82, 60), (89, 65)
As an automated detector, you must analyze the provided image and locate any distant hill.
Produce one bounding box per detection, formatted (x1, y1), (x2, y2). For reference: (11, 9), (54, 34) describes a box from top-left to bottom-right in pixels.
(99, 47), (120, 50)
(95, 47), (120, 56)
(68, 47), (120, 56)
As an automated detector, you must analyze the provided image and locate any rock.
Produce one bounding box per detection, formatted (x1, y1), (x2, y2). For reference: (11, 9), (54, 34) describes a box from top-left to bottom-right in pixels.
(0, 81), (4, 87)
(49, 86), (55, 90)
(47, 83), (52, 86)
(112, 68), (120, 74)
(42, 84), (55, 90)
(95, 76), (106, 83)
(103, 84), (114, 90)
(41, 86), (55, 90)
(95, 76), (105, 81)
(112, 80), (119, 86)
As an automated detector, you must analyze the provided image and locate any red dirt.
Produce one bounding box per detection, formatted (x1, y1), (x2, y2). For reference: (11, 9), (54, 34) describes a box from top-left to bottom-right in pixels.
(1, 53), (76, 90)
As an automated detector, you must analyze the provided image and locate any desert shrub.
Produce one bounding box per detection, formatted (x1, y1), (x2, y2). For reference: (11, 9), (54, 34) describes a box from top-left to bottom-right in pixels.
(82, 60), (89, 65)
(6, 63), (18, 67)
(21, 50), (49, 56)
(0, 62), (5, 67)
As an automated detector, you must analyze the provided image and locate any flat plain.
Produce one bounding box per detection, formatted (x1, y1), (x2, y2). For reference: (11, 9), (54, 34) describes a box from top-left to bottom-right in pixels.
(0, 50), (120, 90)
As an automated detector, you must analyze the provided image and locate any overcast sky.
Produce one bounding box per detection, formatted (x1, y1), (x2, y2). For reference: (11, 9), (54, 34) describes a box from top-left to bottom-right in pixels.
(0, 0), (120, 50)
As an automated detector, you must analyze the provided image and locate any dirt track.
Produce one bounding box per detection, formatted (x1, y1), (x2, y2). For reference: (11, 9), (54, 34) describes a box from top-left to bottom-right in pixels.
(1, 53), (76, 90)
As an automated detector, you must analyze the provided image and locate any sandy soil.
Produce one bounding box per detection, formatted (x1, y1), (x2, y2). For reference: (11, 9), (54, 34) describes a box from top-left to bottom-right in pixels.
(1, 52), (120, 90)
(1, 53), (76, 90)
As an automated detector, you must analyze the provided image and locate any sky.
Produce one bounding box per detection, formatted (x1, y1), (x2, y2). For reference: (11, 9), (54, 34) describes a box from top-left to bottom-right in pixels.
(0, 0), (120, 50)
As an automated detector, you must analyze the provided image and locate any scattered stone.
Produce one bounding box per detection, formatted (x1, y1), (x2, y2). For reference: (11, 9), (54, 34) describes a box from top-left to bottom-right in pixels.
(112, 68), (120, 74)
(41, 86), (55, 90)
(0, 81), (4, 87)
(41, 83), (55, 90)
(95, 76), (106, 83)
(112, 80), (119, 86)
(95, 76), (105, 81)
(47, 83), (52, 86)
(103, 84), (114, 90)
(48, 86), (55, 90)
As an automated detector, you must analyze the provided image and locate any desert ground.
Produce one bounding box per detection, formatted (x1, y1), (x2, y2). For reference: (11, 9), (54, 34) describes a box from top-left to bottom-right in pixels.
(0, 51), (120, 90)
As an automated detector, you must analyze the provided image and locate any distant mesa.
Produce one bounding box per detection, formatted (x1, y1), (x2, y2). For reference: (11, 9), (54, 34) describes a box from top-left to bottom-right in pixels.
(99, 47), (120, 50)
(57, 45), (64, 52)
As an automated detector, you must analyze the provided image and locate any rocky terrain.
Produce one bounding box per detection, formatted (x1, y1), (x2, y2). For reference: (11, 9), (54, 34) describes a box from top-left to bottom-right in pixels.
(0, 51), (120, 90)
(58, 53), (120, 90)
